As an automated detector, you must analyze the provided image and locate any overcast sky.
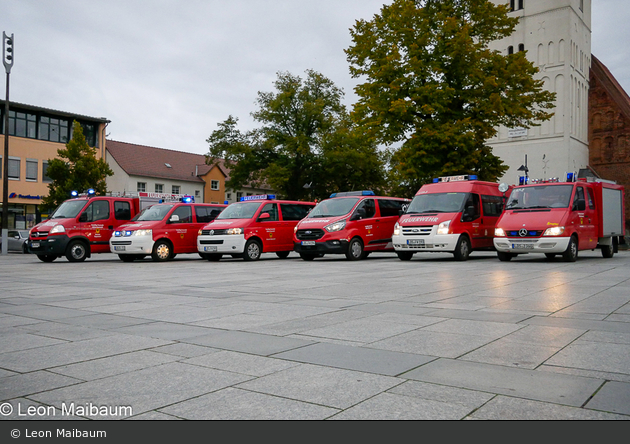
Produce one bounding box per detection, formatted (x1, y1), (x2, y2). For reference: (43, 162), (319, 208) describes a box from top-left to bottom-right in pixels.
(2, 0), (628, 155)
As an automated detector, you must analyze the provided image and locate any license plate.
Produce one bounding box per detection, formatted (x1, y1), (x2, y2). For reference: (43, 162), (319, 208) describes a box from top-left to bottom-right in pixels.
(114, 246), (126, 251)
(301, 241), (316, 246)
(31, 242), (40, 248)
(512, 243), (534, 249)
(204, 246), (217, 252)
(407, 239), (424, 245)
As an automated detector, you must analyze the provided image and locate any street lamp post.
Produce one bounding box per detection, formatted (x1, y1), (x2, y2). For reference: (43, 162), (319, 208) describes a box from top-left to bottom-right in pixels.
(2, 32), (14, 255)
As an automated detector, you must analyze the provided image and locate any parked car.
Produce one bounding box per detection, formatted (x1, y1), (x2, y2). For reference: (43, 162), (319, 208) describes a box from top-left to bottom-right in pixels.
(1, 230), (30, 253)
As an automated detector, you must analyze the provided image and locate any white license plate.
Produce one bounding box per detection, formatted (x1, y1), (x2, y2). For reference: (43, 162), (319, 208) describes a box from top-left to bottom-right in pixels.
(114, 245), (126, 251)
(301, 241), (316, 246)
(31, 242), (40, 248)
(407, 239), (424, 245)
(512, 243), (534, 249)
(204, 246), (217, 252)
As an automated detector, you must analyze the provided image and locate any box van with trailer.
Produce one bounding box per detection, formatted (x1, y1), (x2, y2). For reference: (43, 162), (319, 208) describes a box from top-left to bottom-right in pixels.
(110, 200), (226, 262)
(392, 175), (508, 261)
(293, 191), (411, 261)
(493, 174), (626, 262)
(197, 195), (316, 261)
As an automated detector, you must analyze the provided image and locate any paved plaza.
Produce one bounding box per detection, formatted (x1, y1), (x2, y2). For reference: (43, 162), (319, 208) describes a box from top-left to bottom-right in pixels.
(1, 248), (629, 420)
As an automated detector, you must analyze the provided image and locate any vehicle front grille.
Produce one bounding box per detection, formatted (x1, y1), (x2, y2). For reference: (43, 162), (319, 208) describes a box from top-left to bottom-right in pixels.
(506, 230), (544, 237)
(200, 229), (228, 236)
(110, 241), (132, 246)
(401, 226), (432, 236)
(296, 229), (325, 240)
(199, 240), (224, 245)
(30, 231), (49, 239)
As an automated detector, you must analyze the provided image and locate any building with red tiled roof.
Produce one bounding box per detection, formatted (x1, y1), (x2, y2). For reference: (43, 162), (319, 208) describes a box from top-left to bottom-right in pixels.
(105, 140), (273, 204)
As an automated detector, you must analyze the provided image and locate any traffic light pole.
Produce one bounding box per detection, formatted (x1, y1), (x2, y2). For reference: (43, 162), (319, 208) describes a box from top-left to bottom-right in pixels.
(2, 32), (14, 255)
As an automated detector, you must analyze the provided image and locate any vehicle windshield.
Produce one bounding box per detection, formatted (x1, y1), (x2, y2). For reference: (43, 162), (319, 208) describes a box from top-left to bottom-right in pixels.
(406, 192), (467, 214)
(50, 200), (87, 219)
(307, 197), (360, 218)
(132, 204), (175, 221)
(216, 202), (262, 220)
(506, 185), (573, 210)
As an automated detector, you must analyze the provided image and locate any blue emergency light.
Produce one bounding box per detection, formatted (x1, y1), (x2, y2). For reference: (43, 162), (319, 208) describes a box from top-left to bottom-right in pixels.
(329, 190), (375, 198)
(240, 194), (276, 201)
(71, 190), (78, 197)
(87, 188), (95, 195)
(433, 175), (478, 183)
(182, 196), (194, 203)
(518, 176), (530, 185)
(566, 172), (576, 182)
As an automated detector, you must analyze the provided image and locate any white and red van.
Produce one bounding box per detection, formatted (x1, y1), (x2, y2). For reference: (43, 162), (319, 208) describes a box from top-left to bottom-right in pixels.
(197, 195), (315, 261)
(493, 174), (626, 261)
(110, 200), (226, 262)
(28, 191), (142, 263)
(293, 191), (411, 260)
(392, 175), (507, 261)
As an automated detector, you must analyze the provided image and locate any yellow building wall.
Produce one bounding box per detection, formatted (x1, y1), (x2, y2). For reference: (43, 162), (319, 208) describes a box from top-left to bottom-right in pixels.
(200, 166), (226, 204)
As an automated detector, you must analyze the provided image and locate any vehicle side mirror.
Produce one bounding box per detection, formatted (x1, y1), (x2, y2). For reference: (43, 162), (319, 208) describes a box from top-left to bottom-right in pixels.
(14, 235), (20, 239)
(351, 208), (366, 221)
(574, 199), (586, 211)
(169, 214), (180, 223)
(78, 212), (88, 222)
(258, 212), (270, 221)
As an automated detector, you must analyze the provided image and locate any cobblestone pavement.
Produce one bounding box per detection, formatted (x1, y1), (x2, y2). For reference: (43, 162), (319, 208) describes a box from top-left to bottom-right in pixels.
(1, 249), (629, 420)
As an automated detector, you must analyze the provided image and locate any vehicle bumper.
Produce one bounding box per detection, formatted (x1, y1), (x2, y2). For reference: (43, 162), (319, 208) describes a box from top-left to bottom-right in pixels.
(110, 236), (155, 254)
(293, 239), (348, 255)
(392, 233), (460, 252)
(493, 237), (571, 254)
(28, 235), (70, 256)
(198, 234), (246, 254)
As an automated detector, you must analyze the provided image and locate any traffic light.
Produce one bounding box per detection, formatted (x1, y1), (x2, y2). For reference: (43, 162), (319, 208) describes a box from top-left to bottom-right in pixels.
(3, 32), (14, 73)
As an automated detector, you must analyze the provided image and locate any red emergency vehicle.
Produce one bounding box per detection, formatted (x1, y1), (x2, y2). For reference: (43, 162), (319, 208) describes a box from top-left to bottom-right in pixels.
(392, 175), (507, 261)
(197, 195), (315, 261)
(493, 174), (626, 261)
(110, 200), (226, 262)
(293, 191), (411, 260)
(28, 190), (142, 262)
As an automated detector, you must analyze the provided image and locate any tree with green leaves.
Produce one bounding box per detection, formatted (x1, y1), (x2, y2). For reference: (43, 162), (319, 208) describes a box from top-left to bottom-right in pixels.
(41, 121), (113, 210)
(206, 70), (387, 201)
(345, 0), (556, 196)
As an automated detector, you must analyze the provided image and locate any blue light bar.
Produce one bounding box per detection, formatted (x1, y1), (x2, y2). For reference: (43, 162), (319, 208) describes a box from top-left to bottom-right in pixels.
(434, 175), (478, 183)
(518, 176), (530, 185)
(182, 196), (194, 203)
(87, 188), (95, 195)
(240, 194), (276, 202)
(329, 190), (375, 198)
(71, 190), (78, 197)
(566, 172), (575, 182)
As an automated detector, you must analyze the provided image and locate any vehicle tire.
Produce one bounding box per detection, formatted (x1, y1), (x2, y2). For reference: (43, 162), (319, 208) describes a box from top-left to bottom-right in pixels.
(206, 254), (222, 261)
(276, 251), (290, 259)
(151, 240), (173, 262)
(397, 251), (414, 261)
(22, 242), (29, 254)
(562, 235), (578, 262)
(300, 253), (316, 261)
(545, 253), (556, 260)
(453, 235), (471, 261)
(37, 254), (56, 263)
(345, 237), (364, 261)
(65, 240), (88, 262)
(118, 254), (136, 262)
(497, 251), (515, 262)
(601, 243), (614, 258)
(243, 239), (262, 261)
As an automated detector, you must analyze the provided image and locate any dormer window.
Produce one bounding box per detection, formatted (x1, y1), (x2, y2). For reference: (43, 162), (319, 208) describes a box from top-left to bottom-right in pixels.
(165, 163), (172, 168)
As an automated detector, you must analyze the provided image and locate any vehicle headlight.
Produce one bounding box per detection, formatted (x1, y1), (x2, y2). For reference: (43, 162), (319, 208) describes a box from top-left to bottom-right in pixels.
(227, 227), (243, 235)
(198, 229), (202, 235)
(133, 229), (152, 237)
(494, 228), (506, 237)
(393, 222), (401, 236)
(437, 220), (451, 235)
(50, 224), (66, 234)
(543, 226), (565, 236)
(324, 220), (346, 233)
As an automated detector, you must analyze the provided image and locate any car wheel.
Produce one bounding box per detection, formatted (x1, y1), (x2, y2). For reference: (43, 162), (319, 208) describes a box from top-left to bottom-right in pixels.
(22, 242), (29, 254)
(243, 239), (262, 261)
(345, 238), (364, 261)
(276, 251), (290, 259)
(118, 254), (136, 262)
(562, 235), (578, 262)
(497, 251), (515, 262)
(151, 240), (172, 262)
(453, 235), (471, 261)
(65, 240), (88, 262)
(37, 254), (56, 263)
(299, 253), (316, 261)
(601, 243), (614, 258)
(397, 251), (413, 261)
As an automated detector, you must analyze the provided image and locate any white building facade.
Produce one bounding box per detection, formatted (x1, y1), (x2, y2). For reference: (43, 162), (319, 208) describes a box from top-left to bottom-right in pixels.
(488, 0), (591, 183)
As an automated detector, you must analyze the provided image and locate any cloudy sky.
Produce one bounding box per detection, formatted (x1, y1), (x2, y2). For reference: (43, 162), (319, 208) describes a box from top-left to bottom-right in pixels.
(2, 0), (628, 155)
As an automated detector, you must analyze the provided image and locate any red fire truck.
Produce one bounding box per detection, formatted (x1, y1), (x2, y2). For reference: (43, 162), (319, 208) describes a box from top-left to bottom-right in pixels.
(493, 174), (626, 261)
(392, 175), (508, 261)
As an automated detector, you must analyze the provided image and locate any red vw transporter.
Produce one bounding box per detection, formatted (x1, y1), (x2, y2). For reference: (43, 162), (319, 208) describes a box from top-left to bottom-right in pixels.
(493, 174), (626, 262)
(293, 191), (411, 260)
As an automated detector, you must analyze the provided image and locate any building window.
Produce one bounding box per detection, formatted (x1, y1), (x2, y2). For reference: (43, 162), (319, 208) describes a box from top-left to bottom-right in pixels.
(155, 184), (163, 193)
(137, 182), (146, 192)
(580, 0), (583, 11)
(236, 192), (243, 201)
(211, 180), (220, 190)
(508, 46), (514, 55)
(8, 111), (37, 138)
(172, 185), (180, 195)
(226, 193), (232, 200)
(38, 116), (69, 143)
(518, 44), (525, 52)
(42, 161), (52, 182)
(195, 190), (201, 198)
(8, 157), (20, 179)
(26, 159), (38, 181)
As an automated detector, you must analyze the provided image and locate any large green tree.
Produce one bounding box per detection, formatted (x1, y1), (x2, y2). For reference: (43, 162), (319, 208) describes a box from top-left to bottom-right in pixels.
(206, 70), (386, 201)
(41, 121), (113, 210)
(345, 0), (556, 196)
